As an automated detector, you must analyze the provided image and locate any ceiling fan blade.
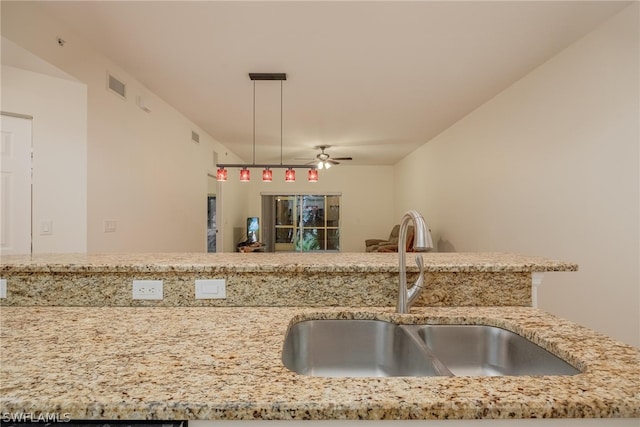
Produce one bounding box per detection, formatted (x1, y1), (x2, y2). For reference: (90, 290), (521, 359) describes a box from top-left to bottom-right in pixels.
(331, 157), (353, 161)
(327, 159), (340, 165)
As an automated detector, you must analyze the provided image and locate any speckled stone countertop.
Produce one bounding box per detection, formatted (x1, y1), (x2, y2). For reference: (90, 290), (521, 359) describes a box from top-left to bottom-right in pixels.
(1, 306), (637, 420)
(0, 252), (577, 273)
(0, 252), (577, 307)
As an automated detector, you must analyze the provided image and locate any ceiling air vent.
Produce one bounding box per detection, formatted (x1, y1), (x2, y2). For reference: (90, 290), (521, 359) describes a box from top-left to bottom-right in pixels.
(191, 130), (200, 144)
(107, 73), (126, 99)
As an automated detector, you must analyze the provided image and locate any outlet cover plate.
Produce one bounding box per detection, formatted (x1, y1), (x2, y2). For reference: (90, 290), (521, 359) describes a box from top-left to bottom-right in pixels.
(195, 279), (226, 299)
(132, 280), (163, 300)
(104, 220), (117, 233)
(0, 279), (6, 299)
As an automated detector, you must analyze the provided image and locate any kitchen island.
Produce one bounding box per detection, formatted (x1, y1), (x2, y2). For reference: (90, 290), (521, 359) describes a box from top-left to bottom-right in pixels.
(1, 252), (638, 424)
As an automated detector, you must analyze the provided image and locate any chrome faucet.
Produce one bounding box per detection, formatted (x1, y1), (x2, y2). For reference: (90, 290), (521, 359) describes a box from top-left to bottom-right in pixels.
(397, 210), (433, 314)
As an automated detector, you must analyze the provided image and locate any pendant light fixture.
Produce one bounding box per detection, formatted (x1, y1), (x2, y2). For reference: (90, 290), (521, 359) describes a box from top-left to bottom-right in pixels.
(285, 168), (296, 182)
(216, 167), (228, 182)
(240, 167), (250, 182)
(216, 73), (324, 182)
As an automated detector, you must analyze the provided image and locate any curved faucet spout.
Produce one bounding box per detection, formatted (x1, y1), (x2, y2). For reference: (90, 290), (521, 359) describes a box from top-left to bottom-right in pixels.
(397, 210), (433, 314)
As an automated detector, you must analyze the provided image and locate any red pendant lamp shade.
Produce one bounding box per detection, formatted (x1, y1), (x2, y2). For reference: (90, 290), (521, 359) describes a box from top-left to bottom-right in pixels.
(216, 167), (228, 182)
(285, 168), (296, 182)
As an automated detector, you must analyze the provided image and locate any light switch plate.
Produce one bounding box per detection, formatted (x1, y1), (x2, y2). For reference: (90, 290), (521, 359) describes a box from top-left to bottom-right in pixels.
(0, 279), (6, 299)
(195, 279), (226, 299)
(132, 280), (163, 300)
(40, 220), (53, 236)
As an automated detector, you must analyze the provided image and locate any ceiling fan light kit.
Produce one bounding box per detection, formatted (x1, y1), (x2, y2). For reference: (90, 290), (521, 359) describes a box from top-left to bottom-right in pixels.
(318, 160), (331, 170)
(304, 145), (352, 170)
(216, 72), (322, 183)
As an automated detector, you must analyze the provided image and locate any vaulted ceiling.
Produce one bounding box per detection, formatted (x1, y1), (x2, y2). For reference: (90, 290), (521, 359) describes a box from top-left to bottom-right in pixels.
(30, 1), (631, 165)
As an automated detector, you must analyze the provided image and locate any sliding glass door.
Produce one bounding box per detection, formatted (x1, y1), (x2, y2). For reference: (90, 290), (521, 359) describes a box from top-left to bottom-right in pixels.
(264, 194), (340, 252)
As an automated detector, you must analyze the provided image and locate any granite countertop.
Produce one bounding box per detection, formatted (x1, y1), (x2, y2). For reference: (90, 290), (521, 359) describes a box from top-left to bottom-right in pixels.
(1, 306), (637, 420)
(0, 252), (571, 307)
(0, 252), (578, 273)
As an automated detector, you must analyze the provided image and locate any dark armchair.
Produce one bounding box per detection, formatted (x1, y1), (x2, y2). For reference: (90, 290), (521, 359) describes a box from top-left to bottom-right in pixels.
(365, 224), (414, 252)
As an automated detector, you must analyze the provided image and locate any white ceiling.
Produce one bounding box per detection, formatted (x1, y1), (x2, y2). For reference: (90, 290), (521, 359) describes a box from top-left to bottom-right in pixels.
(34, 1), (630, 165)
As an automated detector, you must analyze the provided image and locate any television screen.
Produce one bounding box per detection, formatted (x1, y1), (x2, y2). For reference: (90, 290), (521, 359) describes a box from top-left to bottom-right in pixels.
(247, 217), (259, 243)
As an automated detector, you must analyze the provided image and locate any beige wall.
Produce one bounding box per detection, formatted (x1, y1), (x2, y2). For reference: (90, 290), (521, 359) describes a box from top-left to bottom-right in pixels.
(3, 1), (637, 343)
(2, 1), (248, 253)
(1, 64), (88, 253)
(395, 4), (639, 346)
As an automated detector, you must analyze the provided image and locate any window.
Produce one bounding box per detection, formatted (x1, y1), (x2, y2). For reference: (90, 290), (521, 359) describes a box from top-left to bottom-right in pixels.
(262, 194), (340, 252)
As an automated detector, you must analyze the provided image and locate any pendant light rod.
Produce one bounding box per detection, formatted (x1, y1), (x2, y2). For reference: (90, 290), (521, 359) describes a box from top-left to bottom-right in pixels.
(280, 79), (283, 165)
(252, 78), (256, 165)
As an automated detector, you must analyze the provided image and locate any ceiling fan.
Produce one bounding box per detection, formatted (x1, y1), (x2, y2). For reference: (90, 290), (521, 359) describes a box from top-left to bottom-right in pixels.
(304, 145), (353, 169)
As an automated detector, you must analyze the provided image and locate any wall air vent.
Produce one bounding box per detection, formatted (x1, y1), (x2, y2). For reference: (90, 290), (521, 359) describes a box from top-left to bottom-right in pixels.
(107, 73), (126, 99)
(191, 130), (200, 143)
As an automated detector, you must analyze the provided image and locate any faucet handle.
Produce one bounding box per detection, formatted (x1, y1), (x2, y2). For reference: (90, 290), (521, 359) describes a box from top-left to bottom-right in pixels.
(407, 254), (425, 305)
(414, 254), (424, 288)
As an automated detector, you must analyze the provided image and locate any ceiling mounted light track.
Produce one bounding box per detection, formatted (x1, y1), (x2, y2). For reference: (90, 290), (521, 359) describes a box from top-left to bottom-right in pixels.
(248, 73), (287, 81)
(216, 72), (319, 183)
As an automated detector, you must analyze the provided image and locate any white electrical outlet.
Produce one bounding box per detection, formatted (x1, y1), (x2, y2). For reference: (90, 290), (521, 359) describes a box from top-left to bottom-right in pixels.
(104, 220), (117, 233)
(0, 279), (6, 299)
(195, 279), (226, 299)
(132, 280), (163, 300)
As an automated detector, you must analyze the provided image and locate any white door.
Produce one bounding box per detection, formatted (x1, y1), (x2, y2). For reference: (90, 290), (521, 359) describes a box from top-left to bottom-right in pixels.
(0, 114), (32, 255)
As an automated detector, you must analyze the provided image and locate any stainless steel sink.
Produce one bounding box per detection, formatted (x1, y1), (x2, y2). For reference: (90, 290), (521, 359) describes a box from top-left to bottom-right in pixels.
(406, 324), (580, 376)
(282, 319), (579, 377)
(281, 320), (450, 377)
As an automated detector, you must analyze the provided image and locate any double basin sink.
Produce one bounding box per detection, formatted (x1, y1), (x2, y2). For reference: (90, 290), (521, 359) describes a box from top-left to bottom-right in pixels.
(282, 319), (580, 377)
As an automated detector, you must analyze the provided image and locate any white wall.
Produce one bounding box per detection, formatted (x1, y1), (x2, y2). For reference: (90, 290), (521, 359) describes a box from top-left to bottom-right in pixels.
(1, 1), (248, 253)
(1, 64), (88, 253)
(243, 165), (395, 252)
(395, 4), (639, 346)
